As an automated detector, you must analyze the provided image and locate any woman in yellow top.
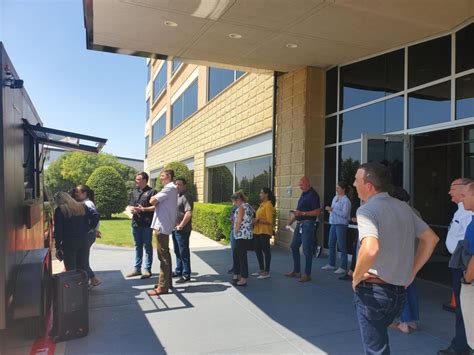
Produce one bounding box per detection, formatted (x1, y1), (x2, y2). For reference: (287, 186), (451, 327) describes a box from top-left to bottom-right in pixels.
(252, 188), (275, 279)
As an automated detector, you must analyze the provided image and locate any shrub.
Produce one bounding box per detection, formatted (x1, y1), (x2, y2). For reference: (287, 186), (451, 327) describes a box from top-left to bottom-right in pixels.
(193, 203), (234, 242)
(87, 166), (128, 218)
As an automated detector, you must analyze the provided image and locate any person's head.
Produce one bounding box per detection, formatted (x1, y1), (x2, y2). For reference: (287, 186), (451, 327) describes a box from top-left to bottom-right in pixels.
(353, 162), (391, 202)
(75, 184), (95, 203)
(259, 187), (276, 206)
(54, 191), (85, 218)
(231, 190), (247, 206)
(462, 182), (474, 211)
(449, 178), (471, 204)
(135, 172), (149, 189)
(336, 181), (350, 197)
(160, 169), (174, 185)
(299, 176), (311, 192)
(175, 177), (187, 194)
(389, 186), (410, 202)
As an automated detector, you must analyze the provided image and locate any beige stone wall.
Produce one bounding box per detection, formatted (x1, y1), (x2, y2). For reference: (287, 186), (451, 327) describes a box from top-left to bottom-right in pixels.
(145, 59), (274, 201)
(274, 67), (325, 248)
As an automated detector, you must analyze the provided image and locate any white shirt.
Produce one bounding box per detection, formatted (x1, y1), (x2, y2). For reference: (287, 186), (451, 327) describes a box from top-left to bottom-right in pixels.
(151, 182), (178, 235)
(446, 202), (473, 254)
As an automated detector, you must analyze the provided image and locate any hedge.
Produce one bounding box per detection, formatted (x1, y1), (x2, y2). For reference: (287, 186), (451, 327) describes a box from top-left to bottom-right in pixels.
(193, 203), (233, 242)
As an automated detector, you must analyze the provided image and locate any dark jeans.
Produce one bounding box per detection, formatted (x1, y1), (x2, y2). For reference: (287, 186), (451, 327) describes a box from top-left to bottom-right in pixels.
(290, 221), (316, 276)
(233, 239), (253, 278)
(400, 283), (419, 323)
(86, 231), (96, 279)
(63, 239), (89, 272)
(350, 237), (359, 272)
(450, 267), (470, 352)
(254, 234), (271, 272)
(354, 283), (406, 355)
(132, 226), (153, 272)
(172, 229), (191, 277)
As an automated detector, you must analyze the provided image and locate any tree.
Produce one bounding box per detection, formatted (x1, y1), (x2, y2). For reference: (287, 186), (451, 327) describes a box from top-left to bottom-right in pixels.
(156, 161), (196, 199)
(45, 152), (137, 194)
(86, 166), (128, 218)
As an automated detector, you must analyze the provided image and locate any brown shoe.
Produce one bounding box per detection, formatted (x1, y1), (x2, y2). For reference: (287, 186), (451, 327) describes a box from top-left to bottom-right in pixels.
(298, 274), (311, 282)
(284, 272), (301, 278)
(147, 287), (168, 296)
(141, 270), (152, 279)
(126, 270), (142, 278)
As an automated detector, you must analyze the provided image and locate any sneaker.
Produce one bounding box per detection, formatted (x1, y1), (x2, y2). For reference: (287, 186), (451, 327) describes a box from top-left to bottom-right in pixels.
(284, 271), (301, 278)
(126, 270), (142, 277)
(251, 272), (261, 277)
(172, 272), (183, 278)
(257, 273), (271, 279)
(321, 264), (336, 270)
(339, 274), (352, 281)
(141, 270), (152, 279)
(334, 267), (347, 274)
(175, 276), (191, 284)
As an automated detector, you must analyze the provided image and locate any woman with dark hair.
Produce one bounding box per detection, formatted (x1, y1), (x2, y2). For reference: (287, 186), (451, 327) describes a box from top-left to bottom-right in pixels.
(54, 192), (99, 272)
(75, 185), (102, 288)
(323, 181), (352, 274)
(231, 190), (255, 286)
(252, 188), (275, 279)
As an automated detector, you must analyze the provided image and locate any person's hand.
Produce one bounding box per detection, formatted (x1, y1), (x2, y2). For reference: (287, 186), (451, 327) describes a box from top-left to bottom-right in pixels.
(352, 272), (371, 291)
(176, 225), (182, 231)
(129, 206), (137, 214)
(136, 204), (144, 213)
(96, 230), (102, 239)
(293, 210), (302, 217)
(325, 206), (332, 212)
(351, 217), (358, 223)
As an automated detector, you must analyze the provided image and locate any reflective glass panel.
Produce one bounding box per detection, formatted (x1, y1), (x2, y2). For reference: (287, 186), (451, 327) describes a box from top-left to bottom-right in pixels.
(456, 74), (474, 120)
(326, 67), (337, 115)
(208, 163), (235, 203)
(340, 49), (404, 110)
(171, 80), (198, 129)
(209, 67), (236, 101)
(408, 81), (451, 129)
(325, 116), (337, 145)
(323, 147), (336, 221)
(456, 23), (474, 73)
(408, 35), (451, 88)
(235, 156), (272, 207)
(338, 143), (361, 214)
(152, 113), (166, 143)
(340, 96), (404, 142)
(172, 59), (182, 74)
(153, 63), (167, 101)
(146, 98), (150, 121)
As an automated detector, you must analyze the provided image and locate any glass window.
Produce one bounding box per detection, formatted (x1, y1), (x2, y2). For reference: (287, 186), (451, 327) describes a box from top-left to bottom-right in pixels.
(325, 116), (337, 145)
(408, 35), (451, 88)
(172, 59), (182, 74)
(323, 147), (336, 221)
(326, 67), (337, 115)
(146, 98), (150, 121)
(340, 49), (404, 110)
(172, 80), (198, 129)
(235, 156), (272, 207)
(456, 74), (474, 121)
(152, 113), (166, 143)
(208, 67), (244, 101)
(456, 23), (474, 73)
(208, 163), (235, 203)
(145, 136), (149, 158)
(408, 81), (451, 129)
(339, 96), (404, 142)
(338, 142), (361, 213)
(147, 62), (151, 82)
(153, 63), (167, 102)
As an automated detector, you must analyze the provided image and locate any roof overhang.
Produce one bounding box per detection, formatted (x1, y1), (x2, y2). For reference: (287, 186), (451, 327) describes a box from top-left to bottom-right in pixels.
(83, 0), (474, 72)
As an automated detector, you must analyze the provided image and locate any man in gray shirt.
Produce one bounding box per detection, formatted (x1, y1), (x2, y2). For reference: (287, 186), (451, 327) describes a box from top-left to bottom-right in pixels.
(147, 169), (178, 296)
(352, 162), (439, 354)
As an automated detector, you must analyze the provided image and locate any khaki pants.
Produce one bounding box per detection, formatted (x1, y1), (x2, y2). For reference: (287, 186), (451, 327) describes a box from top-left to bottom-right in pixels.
(461, 283), (474, 349)
(154, 230), (172, 291)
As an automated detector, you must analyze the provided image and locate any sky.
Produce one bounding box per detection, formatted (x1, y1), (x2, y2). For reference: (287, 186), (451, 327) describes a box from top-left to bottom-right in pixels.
(1, 0), (147, 159)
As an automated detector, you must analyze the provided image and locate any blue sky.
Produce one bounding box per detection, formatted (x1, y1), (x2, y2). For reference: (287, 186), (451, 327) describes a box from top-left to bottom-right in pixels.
(1, 0), (147, 159)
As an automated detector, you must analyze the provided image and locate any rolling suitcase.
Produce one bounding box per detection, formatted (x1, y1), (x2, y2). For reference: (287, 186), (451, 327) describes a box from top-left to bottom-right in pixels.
(50, 269), (89, 342)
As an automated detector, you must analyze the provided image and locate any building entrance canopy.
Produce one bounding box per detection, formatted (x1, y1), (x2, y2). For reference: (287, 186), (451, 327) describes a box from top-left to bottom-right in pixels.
(83, 0), (473, 72)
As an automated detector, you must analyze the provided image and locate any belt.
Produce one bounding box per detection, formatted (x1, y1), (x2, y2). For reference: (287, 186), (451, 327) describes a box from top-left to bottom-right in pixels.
(296, 220), (316, 224)
(362, 277), (387, 285)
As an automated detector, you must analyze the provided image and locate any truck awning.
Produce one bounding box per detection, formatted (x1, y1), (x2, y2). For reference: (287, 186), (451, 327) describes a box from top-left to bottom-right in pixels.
(22, 119), (107, 153)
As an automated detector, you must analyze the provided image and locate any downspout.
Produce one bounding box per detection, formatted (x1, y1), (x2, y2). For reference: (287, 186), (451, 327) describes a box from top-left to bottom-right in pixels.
(271, 72), (277, 190)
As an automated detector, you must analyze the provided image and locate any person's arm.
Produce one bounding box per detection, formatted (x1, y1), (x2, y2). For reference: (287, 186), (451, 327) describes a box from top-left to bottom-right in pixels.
(465, 257), (474, 283)
(177, 211), (192, 230)
(352, 236), (379, 290)
(86, 205), (100, 231)
(235, 207), (244, 233)
(53, 208), (64, 249)
(136, 205), (155, 213)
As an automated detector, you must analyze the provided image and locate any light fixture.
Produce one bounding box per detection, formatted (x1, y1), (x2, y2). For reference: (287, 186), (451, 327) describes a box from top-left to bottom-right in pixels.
(286, 43), (298, 48)
(164, 20), (178, 27)
(228, 33), (242, 39)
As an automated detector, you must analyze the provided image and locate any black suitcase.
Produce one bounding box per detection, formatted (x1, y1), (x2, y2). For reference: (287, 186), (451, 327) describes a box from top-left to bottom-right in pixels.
(50, 270), (89, 342)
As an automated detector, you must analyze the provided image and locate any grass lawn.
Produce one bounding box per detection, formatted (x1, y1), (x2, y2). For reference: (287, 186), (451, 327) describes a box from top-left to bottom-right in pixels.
(97, 213), (136, 248)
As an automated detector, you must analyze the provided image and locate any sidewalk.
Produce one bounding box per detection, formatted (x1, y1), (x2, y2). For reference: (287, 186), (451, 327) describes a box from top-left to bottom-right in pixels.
(62, 233), (452, 354)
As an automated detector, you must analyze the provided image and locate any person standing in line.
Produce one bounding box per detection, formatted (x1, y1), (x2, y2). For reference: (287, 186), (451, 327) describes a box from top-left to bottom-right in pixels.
(284, 176), (321, 283)
(172, 177), (194, 284)
(352, 163), (439, 355)
(74, 185), (102, 288)
(322, 181), (352, 274)
(252, 188), (275, 279)
(126, 172), (156, 279)
(227, 205), (238, 274)
(460, 182), (474, 351)
(439, 178), (473, 355)
(147, 169), (178, 296)
(231, 191), (255, 287)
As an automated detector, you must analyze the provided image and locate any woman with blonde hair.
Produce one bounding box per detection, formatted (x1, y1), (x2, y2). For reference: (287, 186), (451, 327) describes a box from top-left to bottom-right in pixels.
(54, 191), (99, 272)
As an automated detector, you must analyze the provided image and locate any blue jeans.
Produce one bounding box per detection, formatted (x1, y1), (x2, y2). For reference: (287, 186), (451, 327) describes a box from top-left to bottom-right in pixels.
(132, 226), (153, 272)
(328, 224), (348, 270)
(400, 283), (419, 323)
(172, 229), (191, 277)
(354, 283), (406, 355)
(290, 222), (316, 276)
(451, 268), (470, 351)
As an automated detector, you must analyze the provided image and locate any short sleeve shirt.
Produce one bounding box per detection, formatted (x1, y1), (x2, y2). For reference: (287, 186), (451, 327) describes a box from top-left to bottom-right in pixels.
(446, 202), (473, 254)
(356, 192), (429, 286)
(177, 190), (194, 233)
(129, 186), (156, 228)
(465, 216), (474, 256)
(151, 182), (178, 235)
(296, 187), (321, 221)
(254, 200), (274, 235)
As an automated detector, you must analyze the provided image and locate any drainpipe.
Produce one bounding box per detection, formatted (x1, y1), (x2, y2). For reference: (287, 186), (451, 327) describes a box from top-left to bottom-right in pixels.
(271, 72), (277, 190)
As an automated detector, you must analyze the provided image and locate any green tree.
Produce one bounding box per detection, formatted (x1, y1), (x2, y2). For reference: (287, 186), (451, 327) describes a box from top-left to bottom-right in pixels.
(86, 166), (128, 218)
(156, 161), (196, 199)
